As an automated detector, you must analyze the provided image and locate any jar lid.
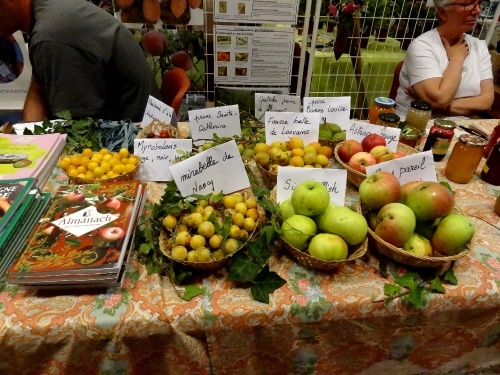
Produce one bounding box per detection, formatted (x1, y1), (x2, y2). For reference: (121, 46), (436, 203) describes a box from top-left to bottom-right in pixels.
(458, 134), (488, 147)
(410, 100), (432, 111)
(433, 118), (457, 130)
(374, 97), (396, 106)
(378, 112), (400, 123)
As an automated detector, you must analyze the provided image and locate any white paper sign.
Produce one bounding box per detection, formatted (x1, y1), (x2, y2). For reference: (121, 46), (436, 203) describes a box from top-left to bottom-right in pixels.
(169, 140), (250, 197)
(134, 138), (193, 181)
(265, 111), (320, 144)
(141, 96), (175, 128)
(188, 104), (241, 144)
(346, 120), (401, 151)
(365, 150), (437, 185)
(255, 93), (301, 120)
(276, 167), (347, 206)
(303, 97), (351, 131)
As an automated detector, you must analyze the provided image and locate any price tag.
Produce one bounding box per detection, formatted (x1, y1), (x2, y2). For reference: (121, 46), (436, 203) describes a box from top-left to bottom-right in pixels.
(169, 140), (250, 197)
(365, 150), (437, 185)
(264, 111), (320, 144)
(134, 138), (193, 182)
(141, 96), (176, 129)
(188, 105), (241, 145)
(346, 120), (401, 151)
(254, 93), (301, 121)
(303, 96), (351, 131)
(276, 166), (347, 206)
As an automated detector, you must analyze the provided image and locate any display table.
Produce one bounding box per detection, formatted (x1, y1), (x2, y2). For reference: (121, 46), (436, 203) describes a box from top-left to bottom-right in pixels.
(0, 120), (499, 375)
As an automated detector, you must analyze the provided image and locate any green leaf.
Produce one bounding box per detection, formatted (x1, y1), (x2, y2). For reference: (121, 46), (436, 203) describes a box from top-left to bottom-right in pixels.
(250, 264), (286, 304)
(379, 262), (388, 278)
(246, 239), (272, 265)
(393, 271), (419, 290)
(443, 268), (458, 285)
(403, 285), (426, 308)
(383, 283), (402, 297)
(65, 238), (81, 247)
(227, 252), (262, 283)
(182, 284), (205, 301)
(431, 277), (446, 294)
(137, 243), (152, 255)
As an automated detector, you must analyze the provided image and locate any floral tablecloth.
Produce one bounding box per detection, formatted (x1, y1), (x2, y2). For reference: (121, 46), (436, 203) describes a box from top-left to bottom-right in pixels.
(0, 120), (499, 375)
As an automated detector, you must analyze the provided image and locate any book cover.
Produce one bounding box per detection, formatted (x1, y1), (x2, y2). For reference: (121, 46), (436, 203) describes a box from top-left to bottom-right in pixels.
(0, 133), (66, 182)
(0, 177), (36, 233)
(7, 180), (142, 278)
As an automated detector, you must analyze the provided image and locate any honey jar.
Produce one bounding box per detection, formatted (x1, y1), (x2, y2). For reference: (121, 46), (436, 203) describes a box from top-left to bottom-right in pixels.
(445, 134), (487, 183)
(369, 97), (395, 124)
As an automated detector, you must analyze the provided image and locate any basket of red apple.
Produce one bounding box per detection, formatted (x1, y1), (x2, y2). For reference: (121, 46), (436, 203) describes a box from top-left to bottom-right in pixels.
(277, 181), (368, 272)
(334, 134), (417, 188)
(357, 172), (474, 268)
(253, 137), (334, 189)
(159, 189), (266, 271)
(136, 119), (180, 139)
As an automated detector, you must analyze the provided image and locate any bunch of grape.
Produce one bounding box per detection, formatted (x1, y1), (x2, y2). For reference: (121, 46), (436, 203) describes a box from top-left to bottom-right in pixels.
(59, 148), (140, 181)
(163, 191), (260, 263)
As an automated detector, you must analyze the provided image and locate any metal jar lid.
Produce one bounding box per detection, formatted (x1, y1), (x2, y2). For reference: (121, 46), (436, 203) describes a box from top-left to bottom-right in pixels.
(433, 118), (457, 130)
(458, 134), (488, 147)
(374, 97), (396, 106)
(410, 100), (432, 111)
(378, 112), (400, 123)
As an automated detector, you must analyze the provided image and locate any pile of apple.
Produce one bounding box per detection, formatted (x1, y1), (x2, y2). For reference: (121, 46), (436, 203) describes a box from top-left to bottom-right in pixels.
(319, 121), (346, 142)
(162, 191), (261, 263)
(253, 137), (334, 172)
(337, 134), (405, 174)
(359, 172), (475, 257)
(278, 181), (368, 261)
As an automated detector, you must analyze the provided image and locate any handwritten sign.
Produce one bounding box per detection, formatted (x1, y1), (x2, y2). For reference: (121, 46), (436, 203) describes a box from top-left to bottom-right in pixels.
(188, 105), (241, 145)
(265, 111), (320, 144)
(169, 140), (250, 197)
(346, 120), (401, 151)
(303, 96), (351, 130)
(276, 166), (347, 206)
(141, 96), (176, 129)
(134, 138), (193, 181)
(365, 150), (437, 185)
(254, 93), (301, 120)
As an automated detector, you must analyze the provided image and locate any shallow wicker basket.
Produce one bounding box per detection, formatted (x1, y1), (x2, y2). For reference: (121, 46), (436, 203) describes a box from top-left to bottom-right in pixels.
(136, 120), (180, 139)
(334, 142), (417, 188)
(318, 138), (342, 150)
(281, 236), (368, 272)
(357, 203), (473, 268)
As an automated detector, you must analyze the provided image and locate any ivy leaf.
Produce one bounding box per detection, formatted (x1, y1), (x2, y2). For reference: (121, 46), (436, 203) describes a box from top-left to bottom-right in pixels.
(383, 283), (402, 297)
(393, 271), (419, 290)
(250, 264), (286, 304)
(443, 268), (458, 285)
(431, 276), (446, 293)
(246, 238), (272, 264)
(402, 285), (426, 308)
(227, 252), (262, 283)
(182, 284), (205, 301)
(138, 243), (152, 255)
(379, 261), (388, 278)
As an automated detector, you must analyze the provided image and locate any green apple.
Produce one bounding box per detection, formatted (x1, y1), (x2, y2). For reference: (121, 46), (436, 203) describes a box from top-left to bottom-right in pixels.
(278, 198), (296, 221)
(399, 181), (424, 205)
(431, 214), (475, 256)
(403, 233), (433, 257)
(308, 233), (348, 261)
(359, 171), (401, 210)
(291, 180), (330, 216)
(332, 131), (346, 142)
(326, 123), (342, 135)
(317, 205), (367, 245)
(319, 123), (333, 140)
(405, 181), (454, 221)
(375, 203), (416, 247)
(281, 214), (317, 250)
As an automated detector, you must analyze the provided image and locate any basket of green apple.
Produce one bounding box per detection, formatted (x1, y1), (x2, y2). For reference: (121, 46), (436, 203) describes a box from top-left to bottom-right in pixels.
(159, 189), (266, 271)
(253, 137), (334, 189)
(357, 173), (474, 268)
(318, 120), (346, 149)
(277, 181), (368, 272)
(334, 135), (417, 188)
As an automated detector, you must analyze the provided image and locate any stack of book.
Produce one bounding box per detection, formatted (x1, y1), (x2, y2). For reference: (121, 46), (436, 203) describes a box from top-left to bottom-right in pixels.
(0, 133), (67, 188)
(0, 178), (52, 278)
(6, 180), (146, 289)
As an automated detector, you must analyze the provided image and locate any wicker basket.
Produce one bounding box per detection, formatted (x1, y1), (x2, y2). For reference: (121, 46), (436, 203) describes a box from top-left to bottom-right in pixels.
(334, 142), (417, 188)
(281, 236), (368, 272)
(318, 138), (342, 150)
(357, 203), (473, 268)
(136, 120), (180, 139)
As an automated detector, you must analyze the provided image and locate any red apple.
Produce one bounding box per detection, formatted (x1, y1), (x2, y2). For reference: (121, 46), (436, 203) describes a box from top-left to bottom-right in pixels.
(375, 202), (416, 247)
(96, 198), (121, 214)
(100, 226), (126, 241)
(359, 171), (401, 210)
(405, 181), (455, 221)
(338, 140), (363, 163)
(348, 152), (376, 173)
(64, 192), (85, 205)
(362, 133), (386, 153)
(399, 181), (424, 204)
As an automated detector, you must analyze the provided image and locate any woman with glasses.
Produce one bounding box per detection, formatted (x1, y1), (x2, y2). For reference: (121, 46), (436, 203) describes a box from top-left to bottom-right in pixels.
(395, 0), (494, 118)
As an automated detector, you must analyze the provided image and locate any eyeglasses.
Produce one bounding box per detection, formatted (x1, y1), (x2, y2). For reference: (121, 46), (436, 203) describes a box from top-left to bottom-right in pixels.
(449, 1), (482, 11)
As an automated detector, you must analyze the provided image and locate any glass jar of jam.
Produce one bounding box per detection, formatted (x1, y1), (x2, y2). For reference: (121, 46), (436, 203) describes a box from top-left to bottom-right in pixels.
(399, 126), (422, 148)
(481, 139), (500, 186)
(405, 100), (432, 133)
(369, 97), (396, 124)
(483, 123), (500, 158)
(445, 134), (487, 183)
(423, 119), (456, 161)
(376, 113), (400, 128)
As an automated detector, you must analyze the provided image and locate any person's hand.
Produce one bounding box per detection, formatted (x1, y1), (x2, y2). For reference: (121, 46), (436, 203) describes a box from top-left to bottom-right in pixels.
(441, 34), (469, 62)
